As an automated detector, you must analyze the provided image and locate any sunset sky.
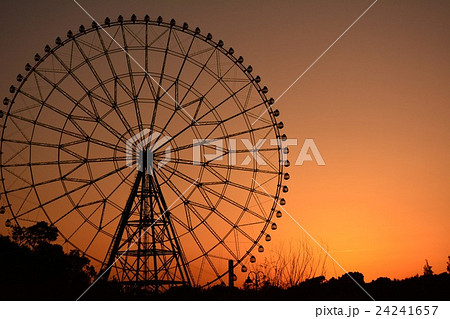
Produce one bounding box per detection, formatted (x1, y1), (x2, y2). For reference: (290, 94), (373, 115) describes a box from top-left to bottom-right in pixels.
(0, 0), (449, 283)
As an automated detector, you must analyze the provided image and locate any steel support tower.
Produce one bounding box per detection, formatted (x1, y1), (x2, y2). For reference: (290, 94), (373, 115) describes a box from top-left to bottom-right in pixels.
(102, 151), (191, 292)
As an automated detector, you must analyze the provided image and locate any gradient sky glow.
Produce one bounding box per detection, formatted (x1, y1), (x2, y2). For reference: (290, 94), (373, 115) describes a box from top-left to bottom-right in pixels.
(1, 0), (449, 282)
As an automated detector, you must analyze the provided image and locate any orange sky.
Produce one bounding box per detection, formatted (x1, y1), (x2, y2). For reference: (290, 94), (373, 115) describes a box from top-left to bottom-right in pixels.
(0, 0), (449, 283)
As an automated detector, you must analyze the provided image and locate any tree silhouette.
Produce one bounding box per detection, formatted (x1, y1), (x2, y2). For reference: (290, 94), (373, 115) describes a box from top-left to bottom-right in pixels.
(11, 221), (58, 248)
(423, 259), (433, 276)
(0, 221), (95, 300)
(339, 272), (365, 285)
(447, 256), (450, 274)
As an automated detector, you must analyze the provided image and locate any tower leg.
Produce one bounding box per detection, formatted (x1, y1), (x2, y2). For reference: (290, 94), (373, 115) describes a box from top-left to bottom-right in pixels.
(101, 171), (191, 292)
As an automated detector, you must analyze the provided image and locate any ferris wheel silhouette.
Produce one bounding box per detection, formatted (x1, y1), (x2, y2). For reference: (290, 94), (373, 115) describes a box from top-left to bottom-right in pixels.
(1, 14), (289, 291)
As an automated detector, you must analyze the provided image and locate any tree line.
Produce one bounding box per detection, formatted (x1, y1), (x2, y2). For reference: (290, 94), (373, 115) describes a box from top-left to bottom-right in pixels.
(1, 222), (449, 300)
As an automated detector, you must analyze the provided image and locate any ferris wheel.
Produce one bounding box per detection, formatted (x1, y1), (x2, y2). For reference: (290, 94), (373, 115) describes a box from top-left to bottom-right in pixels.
(0, 14), (289, 290)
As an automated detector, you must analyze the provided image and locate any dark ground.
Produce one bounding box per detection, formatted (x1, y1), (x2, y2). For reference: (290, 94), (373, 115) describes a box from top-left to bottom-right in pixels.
(80, 272), (450, 301)
(1, 224), (449, 301)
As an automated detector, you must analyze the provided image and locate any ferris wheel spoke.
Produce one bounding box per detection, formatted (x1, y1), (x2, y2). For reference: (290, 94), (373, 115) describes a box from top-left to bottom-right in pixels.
(165, 209), (189, 231)
(195, 187), (234, 234)
(71, 37), (114, 104)
(85, 91), (128, 144)
(88, 172), (107, 201)
(98, 34), (143, 98)
(198, 101), (267, 139)
(9, 162), (85, 217)
(144, 44), (177, 141)
(84, 228), (101, 254)
(148, 47), (208, 149)
(152, 81), (253, 154)
(152, 100), (268, 157)
(39, 55), (111, 107)
(135, 74), (157, 106)
(173, 30), (196, 79)
(96, 29), (141, 103)
(29, 71), (97, 122)
(96, 28), (119, 77)
(249, 191), (271, 220)
(85, 178), (137, 231)
(178, 43), (218, 105)
(201, 165), (228, 184)
(120, 24), (143, 132)
(147, 77), (159, 136)
(112, 78), (137, 137)
(12, 90), (80, 125)
(153, 169), (194, 207)
(64, 185), (100, 222)
(158, 164), (266, 223)
(187, 217), (225, 279)
(48, 50), (137, 140)
(7, 113), (124, 154)
(13, 188), (35, 222)
(147, 92), (201, 152)
(105, 169), (135, 200)
(103, 200), (124, 222)
(8, 113), (78, 145)
(3, 166), (31, 186)
(97, 200), (108, 231)
(8, 116), (32, 144)
(19, 90), (96, 144)
(2, 159), (85, 168)
(0, 139), (60, 152)
(22, 84), (125, 144)
(156, 30), (196, 102)
(52, 205), (78, 226)
(202, 165), (272, 198)
(53, 197), (104, 226)
(197, 57), (241, 103)
(144, 23), (150, 71)
(185, 199), (251, 271)
(65, 201), (105, 244)
(194, 186), (259, 247)
(158, 170), (266, 242)
(197, 218), (238, 261)
(156, 156), (278, 175)
(2, 144), (28, 166)
(14, 163), (130, 219)
(156, 26), (172, 99)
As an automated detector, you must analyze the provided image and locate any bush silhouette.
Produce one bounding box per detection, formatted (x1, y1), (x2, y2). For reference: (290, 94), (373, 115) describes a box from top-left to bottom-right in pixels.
(0, 222), (94, 300)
